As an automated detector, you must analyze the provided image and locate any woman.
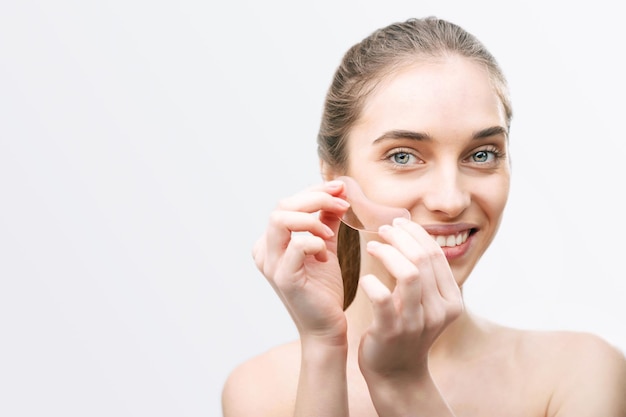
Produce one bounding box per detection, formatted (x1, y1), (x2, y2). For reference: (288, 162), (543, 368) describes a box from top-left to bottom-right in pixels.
(222, 17), (626, 416)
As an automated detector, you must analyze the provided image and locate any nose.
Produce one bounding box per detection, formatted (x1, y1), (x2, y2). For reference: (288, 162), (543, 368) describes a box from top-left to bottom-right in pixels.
(421, 165), (471, 219)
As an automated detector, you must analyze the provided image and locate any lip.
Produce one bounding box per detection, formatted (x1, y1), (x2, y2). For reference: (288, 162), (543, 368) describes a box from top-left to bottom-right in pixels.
(421, 223), (476, 235)
(438, 232), (474, 260)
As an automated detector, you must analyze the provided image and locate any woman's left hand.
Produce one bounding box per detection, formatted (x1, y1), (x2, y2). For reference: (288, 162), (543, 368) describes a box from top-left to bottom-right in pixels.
(357, 217), (464, 383)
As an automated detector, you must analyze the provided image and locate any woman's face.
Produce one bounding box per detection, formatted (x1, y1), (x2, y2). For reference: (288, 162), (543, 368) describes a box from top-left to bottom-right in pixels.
(344, 56), (510, 287)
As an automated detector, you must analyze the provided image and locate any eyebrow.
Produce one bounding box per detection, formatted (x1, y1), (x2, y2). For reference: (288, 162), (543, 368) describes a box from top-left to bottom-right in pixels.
(372, 126), (508, 144)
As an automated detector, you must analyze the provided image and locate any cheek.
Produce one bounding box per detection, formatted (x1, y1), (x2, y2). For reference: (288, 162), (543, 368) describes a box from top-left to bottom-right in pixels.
(358, 177), (417, 209)
(482, 175), (510, 219)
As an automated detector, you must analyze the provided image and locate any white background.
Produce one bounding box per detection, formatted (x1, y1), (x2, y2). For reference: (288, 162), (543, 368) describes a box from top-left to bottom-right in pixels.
(1, 1), (624, 416)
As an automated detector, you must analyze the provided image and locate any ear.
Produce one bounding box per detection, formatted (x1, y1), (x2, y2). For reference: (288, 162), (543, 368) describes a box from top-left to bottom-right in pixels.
(320, 159), (337, 182)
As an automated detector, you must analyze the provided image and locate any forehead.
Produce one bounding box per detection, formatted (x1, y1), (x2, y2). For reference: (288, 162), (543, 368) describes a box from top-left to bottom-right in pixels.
(352, 56), (506, 141)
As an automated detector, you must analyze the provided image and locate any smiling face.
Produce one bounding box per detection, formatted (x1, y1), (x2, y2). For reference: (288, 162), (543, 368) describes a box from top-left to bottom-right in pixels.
(343, 55), (511, 287)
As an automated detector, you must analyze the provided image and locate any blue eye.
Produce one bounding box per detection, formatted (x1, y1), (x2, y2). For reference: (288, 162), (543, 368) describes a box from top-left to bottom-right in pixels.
(468, 147), (506, 167)
(472, 150), (493, 163)
(384, 148), (422, 169)
(392, 152), (412, 165)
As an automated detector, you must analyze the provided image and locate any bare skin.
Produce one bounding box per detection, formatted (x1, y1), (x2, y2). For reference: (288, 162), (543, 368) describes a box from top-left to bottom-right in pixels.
(223, 310), (626, 416)
(222, 56), (626, 416)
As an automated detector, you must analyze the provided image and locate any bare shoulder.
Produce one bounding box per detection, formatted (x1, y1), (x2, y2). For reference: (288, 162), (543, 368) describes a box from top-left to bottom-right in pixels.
(221, 340), (300, 417)
(518, 328), (624, 360)
(520, 329), (626, 416)
(523, 329), (626, 375)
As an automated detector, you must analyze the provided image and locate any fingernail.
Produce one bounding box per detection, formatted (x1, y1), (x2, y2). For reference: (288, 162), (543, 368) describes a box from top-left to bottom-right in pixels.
(326, 180), (342, 189)
(367, 240), (382, 249)
(378, 225), (392, 233)
(393, 217), (409, 225)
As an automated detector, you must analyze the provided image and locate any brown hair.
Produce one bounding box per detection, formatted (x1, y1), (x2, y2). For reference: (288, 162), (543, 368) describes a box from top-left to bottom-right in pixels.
(316, 17), (513, 309)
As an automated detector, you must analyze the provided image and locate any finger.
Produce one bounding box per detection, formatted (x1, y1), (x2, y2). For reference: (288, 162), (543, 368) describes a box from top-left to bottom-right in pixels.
(359, 274), (396, 334)
(382, 219), (455, 301)
(281, 181), (351, 227)
(252, 235), (267, 271)
(384, 218), (443, 264)
(263, 210), (331, 266)
(376, 223), (458, 332)
(404, 222), (461, 304)
(269, 210), (336, 240)
(365, 240), (424, 319)
(266, 188), (349, 242)
(280, 234), (330, 277)
(277, 183), (349, 216)
(388, 220), (463, 319)
(431, 260), (462, 304)
(373, 225), (437, 295)
(270, 235), (329, 292)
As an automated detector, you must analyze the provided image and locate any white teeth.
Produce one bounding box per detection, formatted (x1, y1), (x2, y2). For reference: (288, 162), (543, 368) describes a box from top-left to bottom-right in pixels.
(432, 231), (469, 248)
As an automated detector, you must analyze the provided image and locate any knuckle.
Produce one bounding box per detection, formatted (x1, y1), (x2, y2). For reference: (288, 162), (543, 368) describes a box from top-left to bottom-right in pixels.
(290, 234), (313, 251)
(275, 196), (292, 210)
(268, 210), (284, 227)
(424, 306), (447, 330)
(252, 247), (266, 271)
(370, 291), (392, 308)
(288, 234), (305, 249)
(251, 237), (264, 258)
(402, 315), (424, 334)
(380, 323), (403, 341)
(406, 249), (428, 265)
(291, 234), (326, 255)
(395, 267), (420, 284)
(425, 246), (445, 261)
(405, 249), (424, 265)
(407, 247), (445, 269)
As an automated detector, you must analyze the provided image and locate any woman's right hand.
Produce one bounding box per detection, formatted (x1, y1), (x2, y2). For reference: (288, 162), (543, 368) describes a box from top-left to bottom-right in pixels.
(252, 180), (351, 345)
